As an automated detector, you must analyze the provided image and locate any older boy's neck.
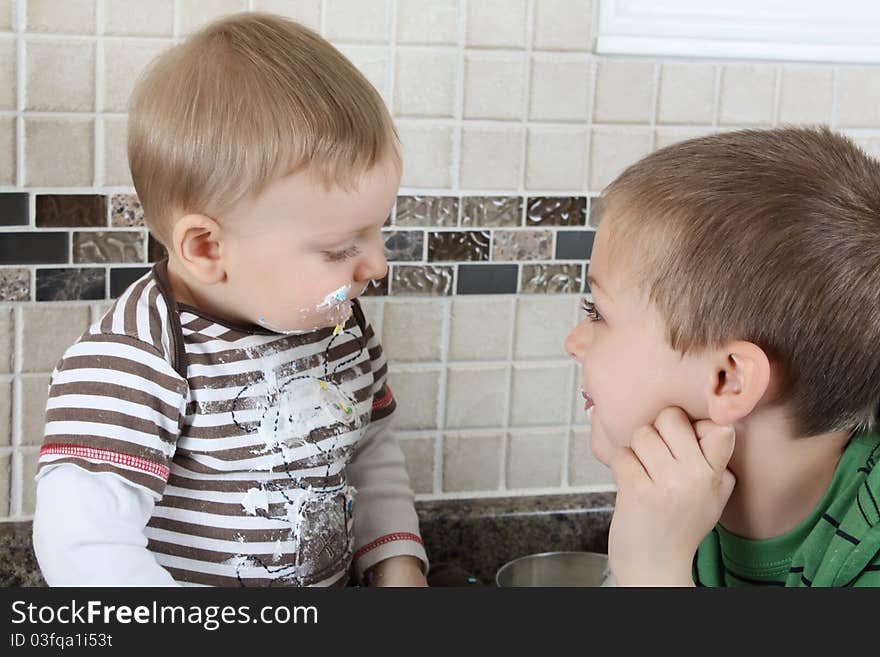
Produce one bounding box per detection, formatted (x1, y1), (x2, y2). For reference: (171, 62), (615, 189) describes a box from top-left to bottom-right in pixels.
(719, 408), (851, 540)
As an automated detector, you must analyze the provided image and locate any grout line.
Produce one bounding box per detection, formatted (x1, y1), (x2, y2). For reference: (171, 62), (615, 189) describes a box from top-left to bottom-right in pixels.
(8, 305), (23, 516)
(516, 0), (535, 196)
(772, 64), (782, 126)
(830, 67), (839, 129)
(648, 62), (659, 150)
(712, 64), (722, 128)
(451, 0), (466, 191)
(432, 296), (452, 494)
(386, 0), (396, 108)
(15, 0), (26, 189)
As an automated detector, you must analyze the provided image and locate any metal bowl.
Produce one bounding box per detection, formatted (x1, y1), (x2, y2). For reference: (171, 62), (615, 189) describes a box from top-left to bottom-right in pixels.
(495, 551), (611, 587)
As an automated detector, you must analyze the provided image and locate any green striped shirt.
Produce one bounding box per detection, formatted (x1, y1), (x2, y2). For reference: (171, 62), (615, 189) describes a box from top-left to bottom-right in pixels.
(694, 431), (880, 587)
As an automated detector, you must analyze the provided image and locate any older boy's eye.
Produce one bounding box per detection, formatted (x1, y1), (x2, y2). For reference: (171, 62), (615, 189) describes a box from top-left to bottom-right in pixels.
(581, 299), (603, 322)
(324, 246), (360, 262)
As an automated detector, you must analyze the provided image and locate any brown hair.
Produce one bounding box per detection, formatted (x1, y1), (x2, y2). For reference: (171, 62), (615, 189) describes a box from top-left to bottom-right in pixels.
(128, 12), (399, 244)
(593, 127), (880, 436)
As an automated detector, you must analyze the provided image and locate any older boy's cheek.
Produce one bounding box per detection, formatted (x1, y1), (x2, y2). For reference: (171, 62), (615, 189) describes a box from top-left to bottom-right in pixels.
(589, 419), (615, 466)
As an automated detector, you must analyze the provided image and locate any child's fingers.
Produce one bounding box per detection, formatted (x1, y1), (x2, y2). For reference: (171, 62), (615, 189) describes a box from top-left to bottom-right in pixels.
(693, 421), (736, 475)
(651, 406), (701, 464)
(629, 425), (673, 480)
(610, 446), (650, 488)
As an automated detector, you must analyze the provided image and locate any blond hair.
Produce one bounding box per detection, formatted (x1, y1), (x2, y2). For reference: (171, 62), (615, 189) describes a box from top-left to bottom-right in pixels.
(128, 12), (399, 244)
(593, 127), (880, 436)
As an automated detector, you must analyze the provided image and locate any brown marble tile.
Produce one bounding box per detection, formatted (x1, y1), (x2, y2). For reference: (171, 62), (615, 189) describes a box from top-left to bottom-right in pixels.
(36, 267), (105, 301)
(110, 194), (144, 227)
(461, 196), (523, 227)
(148, 234), (167, 262)
(492, 230), (553, 261)
(383, 230), (425, 262)
(35, 194), (106, 227)
(526, 196), (587, 226)
(391, 265), (454, 296)
(73, 231), (146, 263)
(521, 263), (584, 294)
(0, 268), (30, 301)
(395, 196), (458, 227)
(428, 231), (490, 262)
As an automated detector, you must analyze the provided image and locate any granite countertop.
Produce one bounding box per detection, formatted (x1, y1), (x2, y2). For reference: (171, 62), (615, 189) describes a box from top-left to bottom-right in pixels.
(0, 492), (614, 587)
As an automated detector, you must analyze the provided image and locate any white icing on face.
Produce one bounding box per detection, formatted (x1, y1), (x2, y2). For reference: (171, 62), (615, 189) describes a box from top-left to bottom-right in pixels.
(256, 283), (355, 334)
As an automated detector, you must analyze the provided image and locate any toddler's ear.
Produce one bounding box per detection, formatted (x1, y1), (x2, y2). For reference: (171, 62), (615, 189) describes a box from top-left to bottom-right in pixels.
(171, 213), (225, 285)
(705, 341), (771, 426)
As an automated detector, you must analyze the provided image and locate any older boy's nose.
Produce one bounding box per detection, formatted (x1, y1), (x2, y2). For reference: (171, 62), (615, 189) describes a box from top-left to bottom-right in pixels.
(565, 325), (587, 361)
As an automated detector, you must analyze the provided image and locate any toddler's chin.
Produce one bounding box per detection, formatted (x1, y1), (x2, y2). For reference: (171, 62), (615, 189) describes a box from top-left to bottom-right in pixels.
(588, 418), (615, 467)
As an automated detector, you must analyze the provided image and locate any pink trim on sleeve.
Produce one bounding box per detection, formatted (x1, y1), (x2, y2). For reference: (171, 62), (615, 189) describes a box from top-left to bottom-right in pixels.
(354, 532), (424, 562)
(40, 443), (170, 480)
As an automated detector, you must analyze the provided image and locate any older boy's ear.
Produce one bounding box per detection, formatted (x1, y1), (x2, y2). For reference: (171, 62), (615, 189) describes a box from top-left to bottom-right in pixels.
(706, 341), (771, 426)
(171, 213), (226, 285)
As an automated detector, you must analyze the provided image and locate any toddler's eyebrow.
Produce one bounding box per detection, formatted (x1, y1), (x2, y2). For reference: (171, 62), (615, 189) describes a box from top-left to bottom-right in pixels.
(587, 275), (612, 301)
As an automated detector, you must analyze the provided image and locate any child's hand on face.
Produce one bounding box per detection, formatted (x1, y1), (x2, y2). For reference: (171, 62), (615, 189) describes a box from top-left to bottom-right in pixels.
(607, 407), (736, 586)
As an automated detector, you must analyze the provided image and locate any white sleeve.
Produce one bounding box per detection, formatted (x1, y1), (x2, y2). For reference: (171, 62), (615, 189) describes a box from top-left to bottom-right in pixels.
(32, 465), (180, 587)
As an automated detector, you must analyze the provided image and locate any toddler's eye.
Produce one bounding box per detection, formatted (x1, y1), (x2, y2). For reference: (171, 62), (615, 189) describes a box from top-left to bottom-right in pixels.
(324, 246), (360, 262)
(581, 299), (602, 322)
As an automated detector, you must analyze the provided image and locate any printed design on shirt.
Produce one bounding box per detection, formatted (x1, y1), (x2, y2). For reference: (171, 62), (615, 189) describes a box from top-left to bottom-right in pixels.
(225, 324), (367, 586)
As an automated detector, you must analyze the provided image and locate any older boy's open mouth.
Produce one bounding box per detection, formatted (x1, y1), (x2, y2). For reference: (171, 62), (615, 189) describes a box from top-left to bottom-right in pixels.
(581, 389), (595, 411)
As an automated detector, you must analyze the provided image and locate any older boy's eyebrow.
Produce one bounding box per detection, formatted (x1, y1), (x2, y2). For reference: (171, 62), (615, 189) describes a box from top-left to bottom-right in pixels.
(587, 275), (611, 300)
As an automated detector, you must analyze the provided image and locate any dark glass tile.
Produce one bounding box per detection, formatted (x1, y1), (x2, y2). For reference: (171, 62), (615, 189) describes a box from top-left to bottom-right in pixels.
(110, 194), (145, 227)
(428, 231), (490, 262)
(0, 268), (30, 301)
(526, 197), (587, 226)
(74, 231), (146, 263)
(555, 230), (596, 260)
(461, 197), (522, 227)
(148, 234), (167, 262)
(383, 230), (425, 262)
(391, 265), (454, 296)
(110, 267), (151, 298)
(0, 193), (29, 226)
(395, 196), (458, 227)
(457, 264), (519, 295)
(35, 195), (106, 228)
(0, 232), (68, 264)
(521, 264), (584, 294)
(36, 268), (105, 301)
(492, 230), (552, 261)
(361, 276), (389, 297)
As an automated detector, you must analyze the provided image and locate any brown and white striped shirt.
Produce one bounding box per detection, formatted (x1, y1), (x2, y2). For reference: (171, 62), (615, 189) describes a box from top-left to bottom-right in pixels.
(36, 260), (425, 586)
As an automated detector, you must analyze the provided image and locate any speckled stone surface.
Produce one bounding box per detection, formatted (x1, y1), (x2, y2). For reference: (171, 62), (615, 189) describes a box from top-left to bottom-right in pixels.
(0, 492), (613, 587)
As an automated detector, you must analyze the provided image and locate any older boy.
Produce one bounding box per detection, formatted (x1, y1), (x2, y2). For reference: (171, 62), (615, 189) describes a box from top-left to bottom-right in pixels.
(566, 127), (880, 586)
(32, 13), (427, 587)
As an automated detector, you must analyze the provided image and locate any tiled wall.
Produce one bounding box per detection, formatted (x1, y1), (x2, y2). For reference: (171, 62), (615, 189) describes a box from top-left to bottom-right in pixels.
(3, 0), (880, 521)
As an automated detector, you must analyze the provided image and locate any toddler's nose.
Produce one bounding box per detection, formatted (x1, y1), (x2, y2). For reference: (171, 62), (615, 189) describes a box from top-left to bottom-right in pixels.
(355, 246), (388, 283)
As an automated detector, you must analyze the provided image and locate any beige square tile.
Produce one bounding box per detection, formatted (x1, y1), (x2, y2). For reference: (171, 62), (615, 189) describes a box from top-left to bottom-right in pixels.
(460, 126), (523, 190)
(466, 0), (526, 49)
(0, 37), (14, 109)
(589, 126), (652, 191)
(103, 39), (171, 112)
(20, 305), (91, 374)
(0, 452), (9, 516)
(395, 50), (457, 118)
(464, 54), (526, 121)
(593, 60), (654, 124)
(178, 0), (247, 35)
(449, 297), (514, 361)
(0, 380), (10, 447)
(0, 115), (13, 186)
(718, 64), (776, 126)
(445, 365), (507, 429)
(443, 432), (501, 492)
(570, 429), (613, 486)
(398, 436), (435, 495)
(20, 375), (50, 446)
(335, 45), (389, 99)
(104, 0), (174, 36)
(507, 430), (564, 489)
(325, 0), (389, 44)
(382, 300), (444, 362)
(25, 117), (94, 187)
(0, 308), (12, 373)
(514, 296), (577, 360)
(26, 40), (95, 111)
(103, 116), (132, 187)
(852, 135), (880, 161)
(397, 0), (457, 45)
(529, 54), (591, 122)
(28, 0), (95, 33)
(0, 0), (11, 31)
(836, 66), (880, 128)
(778, 66), (833, 126)
(509, 364), (572, 426)
(657, 63), (715, 125)
(253, 0), (321, 30)
(20, 447), (40, 516)
(526, 127), (588, 191)
(534, 0), (594, 51)
(397, 122), (453, 188)
(654, 127), (716, 151)
(387, 368), (440, 430)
